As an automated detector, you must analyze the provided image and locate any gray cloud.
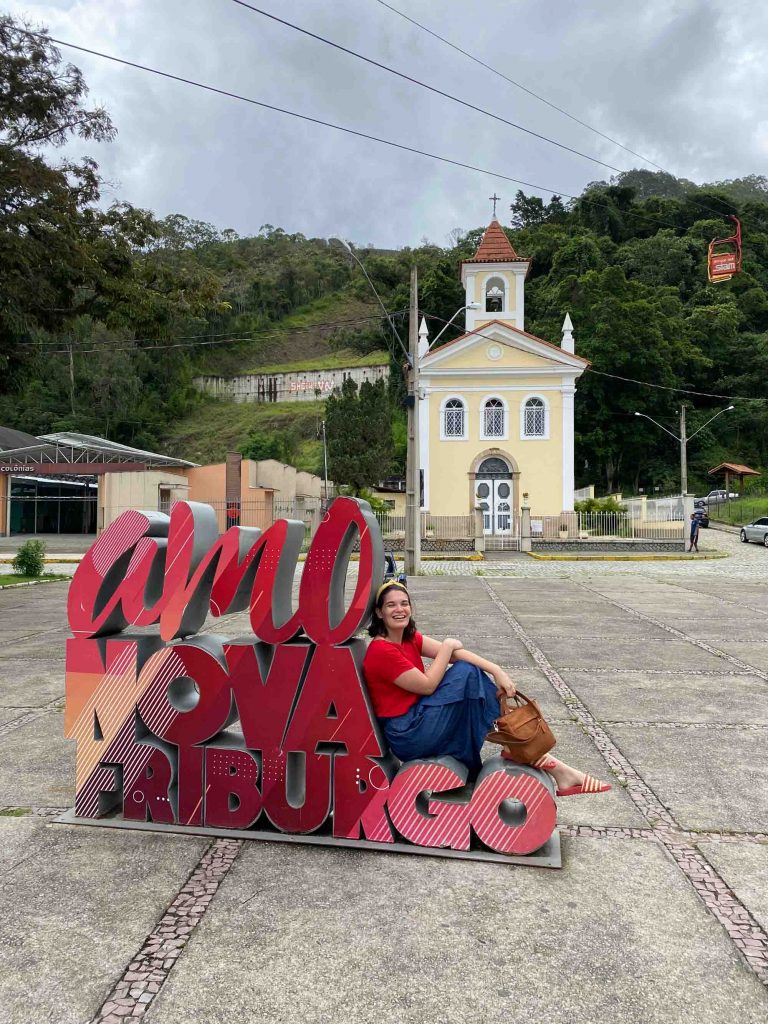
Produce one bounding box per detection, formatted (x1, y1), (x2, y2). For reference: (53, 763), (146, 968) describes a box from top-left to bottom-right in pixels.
(8, 0), (768, 246)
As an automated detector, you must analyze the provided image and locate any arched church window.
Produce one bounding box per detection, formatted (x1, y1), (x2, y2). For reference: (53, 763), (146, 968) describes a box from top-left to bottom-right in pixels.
(483, 398), (505, 437)
(443, 398), (465, 438)
(485, 276), (505, 313)
(523, 397), (546, 437)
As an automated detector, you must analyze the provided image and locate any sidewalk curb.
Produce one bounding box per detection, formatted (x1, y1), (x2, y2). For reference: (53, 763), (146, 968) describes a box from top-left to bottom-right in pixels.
(526, 551), (729, 562)
(0, 557), (83, 564)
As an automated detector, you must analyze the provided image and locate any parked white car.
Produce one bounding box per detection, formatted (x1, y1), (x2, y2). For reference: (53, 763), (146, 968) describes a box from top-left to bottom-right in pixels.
(740, 518), (768, 546)
(699, 489), (739, 505)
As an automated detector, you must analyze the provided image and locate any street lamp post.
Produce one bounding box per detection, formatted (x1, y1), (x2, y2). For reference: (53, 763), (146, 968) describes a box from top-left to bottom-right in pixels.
(427, 303), (481, 351)
(634, 405), (735, 496)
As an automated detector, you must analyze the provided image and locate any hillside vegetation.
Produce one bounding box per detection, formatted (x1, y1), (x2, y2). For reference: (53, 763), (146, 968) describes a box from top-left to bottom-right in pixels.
(3, 16), (768, 494)
(163, 398), (325, 470)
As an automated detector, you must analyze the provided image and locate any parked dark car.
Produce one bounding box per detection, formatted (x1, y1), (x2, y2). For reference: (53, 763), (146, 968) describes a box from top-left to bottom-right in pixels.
(692, 501), (710, 528)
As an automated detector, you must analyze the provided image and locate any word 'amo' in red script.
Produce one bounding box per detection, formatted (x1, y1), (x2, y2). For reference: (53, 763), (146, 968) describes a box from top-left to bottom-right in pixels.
(64, 498), (556, 855)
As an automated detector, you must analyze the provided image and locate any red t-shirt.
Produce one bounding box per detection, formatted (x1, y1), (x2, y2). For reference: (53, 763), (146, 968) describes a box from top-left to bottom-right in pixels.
(363, 632), (425, 718)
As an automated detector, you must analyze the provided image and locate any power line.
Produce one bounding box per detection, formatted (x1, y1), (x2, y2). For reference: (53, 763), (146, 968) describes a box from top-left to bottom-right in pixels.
(372, 0), (737, 226)
(18, 311), (394, 351)
(584, 368), (768, 403)
(374, 0), (665, 173)
(16, 29), (716, 238)
(228, 0), (629, 176)
(21, 311), (407, 355)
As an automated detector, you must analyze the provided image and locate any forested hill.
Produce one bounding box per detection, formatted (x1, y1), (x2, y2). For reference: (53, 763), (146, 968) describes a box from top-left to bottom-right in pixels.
(2, 16), (768, 495)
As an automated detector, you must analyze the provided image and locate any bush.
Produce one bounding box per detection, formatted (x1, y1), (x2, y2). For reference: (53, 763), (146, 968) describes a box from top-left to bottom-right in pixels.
(574, 497), (627, 513)
(12, 540), (46, 577)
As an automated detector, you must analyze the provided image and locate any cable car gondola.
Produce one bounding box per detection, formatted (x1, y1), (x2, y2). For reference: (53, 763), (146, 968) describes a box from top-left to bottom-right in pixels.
(708, 215), (742, 283)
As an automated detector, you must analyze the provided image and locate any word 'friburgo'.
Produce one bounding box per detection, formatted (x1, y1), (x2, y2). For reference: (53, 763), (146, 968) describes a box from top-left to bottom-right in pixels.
(64, 498), (556, 856)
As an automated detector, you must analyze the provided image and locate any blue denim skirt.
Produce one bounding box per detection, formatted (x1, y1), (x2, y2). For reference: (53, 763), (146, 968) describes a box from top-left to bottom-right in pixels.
(380, 662), (500, 780)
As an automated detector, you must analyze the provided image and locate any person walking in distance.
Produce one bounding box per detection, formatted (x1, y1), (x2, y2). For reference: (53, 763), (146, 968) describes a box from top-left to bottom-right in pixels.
(688, 513), (700, 553)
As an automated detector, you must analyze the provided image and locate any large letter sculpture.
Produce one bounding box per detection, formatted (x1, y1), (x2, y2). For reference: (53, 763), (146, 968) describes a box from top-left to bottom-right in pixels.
(64, 498), (557, 860)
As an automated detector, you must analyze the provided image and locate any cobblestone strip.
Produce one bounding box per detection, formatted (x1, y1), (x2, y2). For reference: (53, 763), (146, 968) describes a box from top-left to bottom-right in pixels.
(91, 838), (242, 1023)
(0, 697), (63, 740)
(561, 666), (754, 676)
(663, 844), (768, 983)
(574, 582), (768, 683)
(599, 721), (768, 731)
(559, 825), (657, 840)
(481, 579), (679, 829)
(482, 579), (768, 987)
(0, 805), (69, 817)
(560, 825), (768, 845)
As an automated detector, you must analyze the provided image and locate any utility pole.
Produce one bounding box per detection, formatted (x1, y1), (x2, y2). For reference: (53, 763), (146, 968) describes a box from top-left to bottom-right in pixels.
(679, 405), (688, 496)
(405, 265), (421, 576)
(321, 419), (329, 504)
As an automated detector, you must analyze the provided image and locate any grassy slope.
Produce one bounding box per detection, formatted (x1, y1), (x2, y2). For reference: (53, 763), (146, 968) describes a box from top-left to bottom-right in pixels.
(249, 349), (388, 375)
(162, 398), (325, 471)
(193, 293), (383, 377)
(162, 292), (391, 469)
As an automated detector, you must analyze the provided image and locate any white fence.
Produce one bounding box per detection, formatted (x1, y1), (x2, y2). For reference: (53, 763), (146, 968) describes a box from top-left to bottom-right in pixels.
(373, 512), (475, 545)
(531, 509), (684, 541)
(621, 495), (685, 522)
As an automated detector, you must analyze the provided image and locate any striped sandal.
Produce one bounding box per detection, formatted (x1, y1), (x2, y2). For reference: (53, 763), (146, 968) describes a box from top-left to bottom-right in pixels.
(556, 774), (612, 798)
(501, 752), (557, 771)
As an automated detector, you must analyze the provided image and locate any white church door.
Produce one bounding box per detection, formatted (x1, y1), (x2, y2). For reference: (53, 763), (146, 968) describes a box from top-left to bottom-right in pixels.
(474, 458), (513, 535)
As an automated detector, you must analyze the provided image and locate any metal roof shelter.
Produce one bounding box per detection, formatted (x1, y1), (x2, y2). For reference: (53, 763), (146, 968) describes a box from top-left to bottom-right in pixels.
(0, 428), (197, 474)
(707, 461), (760, 497)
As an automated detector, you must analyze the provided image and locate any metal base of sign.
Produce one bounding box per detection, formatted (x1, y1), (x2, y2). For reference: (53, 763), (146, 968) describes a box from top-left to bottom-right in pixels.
(54, 810), (562, 868)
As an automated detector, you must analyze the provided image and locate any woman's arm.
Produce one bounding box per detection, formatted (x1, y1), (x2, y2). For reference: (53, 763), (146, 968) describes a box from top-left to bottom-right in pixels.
(422, 634), (516, 697)
(390, 637), (463, 695)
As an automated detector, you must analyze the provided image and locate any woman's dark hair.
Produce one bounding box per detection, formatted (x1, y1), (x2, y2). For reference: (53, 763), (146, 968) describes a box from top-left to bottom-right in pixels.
(367, 583), (417, 640)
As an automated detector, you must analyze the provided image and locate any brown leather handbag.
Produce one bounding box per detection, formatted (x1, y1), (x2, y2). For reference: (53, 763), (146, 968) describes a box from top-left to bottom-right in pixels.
(486, 691), (556, 764)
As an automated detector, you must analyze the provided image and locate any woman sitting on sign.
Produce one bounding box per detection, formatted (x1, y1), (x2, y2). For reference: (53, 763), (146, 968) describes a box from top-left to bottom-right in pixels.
(362, 581), (611, 797)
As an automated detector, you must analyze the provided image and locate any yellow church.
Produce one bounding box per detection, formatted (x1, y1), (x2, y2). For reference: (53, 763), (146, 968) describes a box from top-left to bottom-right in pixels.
(418, 218), (589, 535)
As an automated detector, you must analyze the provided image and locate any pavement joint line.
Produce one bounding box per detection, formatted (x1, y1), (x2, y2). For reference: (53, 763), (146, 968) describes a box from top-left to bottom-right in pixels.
(481, 578), (768, 987)
(481, 579), (679, 827)
(90, 837), (243, 1023)
(655, 576), (768, 619)
(574, 581), (768, 683)
(0, 625), (68, 648)
(0, 698), (63, 741)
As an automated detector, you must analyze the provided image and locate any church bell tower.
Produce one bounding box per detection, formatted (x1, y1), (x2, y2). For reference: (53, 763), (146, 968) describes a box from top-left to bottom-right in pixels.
(460, 208), (530, 334)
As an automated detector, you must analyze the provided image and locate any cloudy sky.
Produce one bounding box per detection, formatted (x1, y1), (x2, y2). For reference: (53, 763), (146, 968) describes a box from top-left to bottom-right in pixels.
(8, 0), (768, 247)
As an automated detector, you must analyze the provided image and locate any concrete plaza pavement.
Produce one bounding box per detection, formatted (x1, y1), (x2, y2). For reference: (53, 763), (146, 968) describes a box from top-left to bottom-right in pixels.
(0, 534), (767, 1022)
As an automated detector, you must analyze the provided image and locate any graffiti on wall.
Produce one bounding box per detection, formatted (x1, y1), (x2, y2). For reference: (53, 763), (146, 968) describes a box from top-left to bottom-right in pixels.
(64, 498), (556, 857)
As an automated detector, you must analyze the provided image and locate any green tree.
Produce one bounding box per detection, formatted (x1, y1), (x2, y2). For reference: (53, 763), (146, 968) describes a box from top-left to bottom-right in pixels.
(325, 378), (394, 493)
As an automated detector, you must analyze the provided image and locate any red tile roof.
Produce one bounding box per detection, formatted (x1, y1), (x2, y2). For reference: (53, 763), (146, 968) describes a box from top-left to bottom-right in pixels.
(708, 462), (760, 476)
(463, 220), (528, 263)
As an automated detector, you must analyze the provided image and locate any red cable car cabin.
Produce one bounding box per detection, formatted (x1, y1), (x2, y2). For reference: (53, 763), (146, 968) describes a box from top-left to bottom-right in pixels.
(708, 215), (742, 283)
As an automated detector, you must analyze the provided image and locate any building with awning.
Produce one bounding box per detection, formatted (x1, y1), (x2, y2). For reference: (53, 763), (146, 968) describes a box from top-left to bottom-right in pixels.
(0, 427), (328, 538)
(0, 428), (197, 536)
